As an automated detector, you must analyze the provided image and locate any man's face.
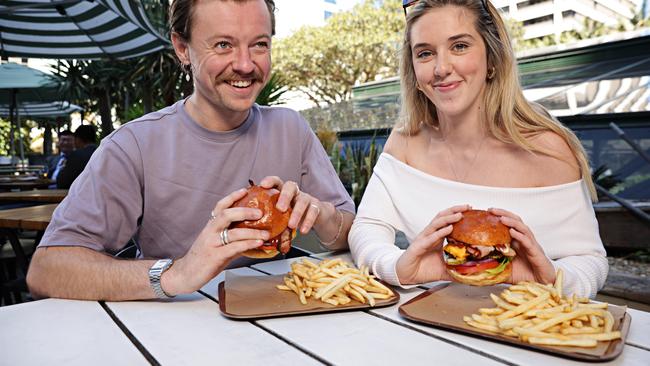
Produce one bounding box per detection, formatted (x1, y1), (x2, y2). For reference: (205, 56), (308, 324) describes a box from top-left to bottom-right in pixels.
(177, 0), (272, 122)
(57, 135), (74, 155)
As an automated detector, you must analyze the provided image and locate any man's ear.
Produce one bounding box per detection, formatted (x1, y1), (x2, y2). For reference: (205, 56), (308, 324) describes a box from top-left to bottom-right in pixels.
(171, 32), (190, 67)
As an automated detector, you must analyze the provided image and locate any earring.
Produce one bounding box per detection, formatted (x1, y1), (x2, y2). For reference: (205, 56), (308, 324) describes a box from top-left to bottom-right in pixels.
(487, 66), (496, 80)
(183, 63), (191, 73)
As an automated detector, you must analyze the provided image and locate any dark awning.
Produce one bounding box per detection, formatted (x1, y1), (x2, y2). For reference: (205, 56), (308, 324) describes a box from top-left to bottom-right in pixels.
(0, 0), (169, 60)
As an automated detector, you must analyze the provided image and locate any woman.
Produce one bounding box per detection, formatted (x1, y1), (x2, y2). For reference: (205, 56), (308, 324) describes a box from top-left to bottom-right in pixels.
(349, 0), (607, 298)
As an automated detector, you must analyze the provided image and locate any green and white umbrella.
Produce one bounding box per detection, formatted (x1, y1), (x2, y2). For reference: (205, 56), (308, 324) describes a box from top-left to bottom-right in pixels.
(0, 101), (82, 118)
(0, 62), (70, 162)
(0, 0), (168, 60)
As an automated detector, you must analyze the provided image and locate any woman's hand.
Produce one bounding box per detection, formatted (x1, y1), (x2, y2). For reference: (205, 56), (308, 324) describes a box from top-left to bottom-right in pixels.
(488, 208), (556, 285)
(162, 188), (271, 295)
(396, 205), (470, 285)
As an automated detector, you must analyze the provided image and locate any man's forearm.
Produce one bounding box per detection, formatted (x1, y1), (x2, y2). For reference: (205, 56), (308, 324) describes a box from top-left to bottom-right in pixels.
(27, 246), (159, 301)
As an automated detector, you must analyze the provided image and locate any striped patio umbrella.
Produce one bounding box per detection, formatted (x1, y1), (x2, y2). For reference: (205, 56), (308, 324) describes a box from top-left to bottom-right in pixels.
(0, 101), (81, 118)
(0, 62), (71, 162)
(0, 0), (169, 60)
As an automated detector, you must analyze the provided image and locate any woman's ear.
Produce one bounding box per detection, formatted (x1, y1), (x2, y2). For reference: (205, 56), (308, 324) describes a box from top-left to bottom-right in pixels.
(487, 66), (496, 80)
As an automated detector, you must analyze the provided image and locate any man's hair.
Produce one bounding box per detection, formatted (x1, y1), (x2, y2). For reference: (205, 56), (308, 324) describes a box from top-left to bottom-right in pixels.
(59, 130), (73, 137)
(74, 125), (97, 144)
(169, 0), (276, 42)
(398, 0), (596, 200)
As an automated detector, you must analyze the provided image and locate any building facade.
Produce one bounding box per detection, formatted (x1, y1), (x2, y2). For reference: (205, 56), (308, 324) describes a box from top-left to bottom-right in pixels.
(493, 0), (642, 41)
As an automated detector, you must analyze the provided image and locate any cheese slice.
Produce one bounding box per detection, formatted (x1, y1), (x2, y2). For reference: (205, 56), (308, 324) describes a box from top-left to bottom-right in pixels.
(444, 244), (468, 261)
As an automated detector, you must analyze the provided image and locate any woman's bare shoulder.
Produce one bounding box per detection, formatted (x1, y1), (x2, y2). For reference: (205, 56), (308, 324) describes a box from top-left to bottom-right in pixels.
(527, 131), (581, 184)
(383, 127), (409, 161)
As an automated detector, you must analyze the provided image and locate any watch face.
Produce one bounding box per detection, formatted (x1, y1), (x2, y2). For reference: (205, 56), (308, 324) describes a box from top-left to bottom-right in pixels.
(153, 259), (172, 271)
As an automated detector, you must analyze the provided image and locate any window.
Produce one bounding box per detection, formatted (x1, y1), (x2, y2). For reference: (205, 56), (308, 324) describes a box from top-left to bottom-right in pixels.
(523, 15), (553, 26)
(325, 0), (337, 4)
(324, 10), (333, 20)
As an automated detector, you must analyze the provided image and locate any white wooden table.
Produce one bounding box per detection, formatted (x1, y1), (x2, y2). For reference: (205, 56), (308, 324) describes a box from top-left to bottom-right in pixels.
(2, 252), (650, 366)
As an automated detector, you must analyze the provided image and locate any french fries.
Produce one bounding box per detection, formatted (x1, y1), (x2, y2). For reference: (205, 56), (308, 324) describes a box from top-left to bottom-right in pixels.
(276, 258), (394, 307)
(464, 269), (621, 348)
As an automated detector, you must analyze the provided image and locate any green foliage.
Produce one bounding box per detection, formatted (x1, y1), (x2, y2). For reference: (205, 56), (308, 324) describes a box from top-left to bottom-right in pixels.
(610, 173), (650, 195)
(273, 0), (404, 105)
(0, 117), (33, 156)
(345, 138), (382, 206)
(503, 16), (525, 50)
(255, 73), (288, 106)
(302, 100), (400, 132)
(592, 164), (622, 199)
(623, 249), (650, 263)
(316, 128), (383, 207)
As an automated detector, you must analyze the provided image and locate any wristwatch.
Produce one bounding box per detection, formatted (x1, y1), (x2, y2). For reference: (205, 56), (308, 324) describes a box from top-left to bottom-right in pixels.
(149, 259), (175, 299)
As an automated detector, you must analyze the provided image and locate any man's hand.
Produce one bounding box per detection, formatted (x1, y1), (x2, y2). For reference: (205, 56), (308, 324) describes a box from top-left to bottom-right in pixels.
(162, 187), (271, 296)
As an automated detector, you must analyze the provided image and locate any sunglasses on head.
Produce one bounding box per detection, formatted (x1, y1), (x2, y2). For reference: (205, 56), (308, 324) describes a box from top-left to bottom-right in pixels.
(402, 0), (490, 16)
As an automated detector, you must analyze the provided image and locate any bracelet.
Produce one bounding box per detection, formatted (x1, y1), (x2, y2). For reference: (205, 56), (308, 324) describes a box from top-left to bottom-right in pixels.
(317, 209), (344, 246)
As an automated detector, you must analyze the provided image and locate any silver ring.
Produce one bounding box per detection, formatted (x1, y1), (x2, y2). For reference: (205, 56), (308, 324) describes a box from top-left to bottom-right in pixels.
(220, 228), (230, 246)
(209, 210), (217, 221)
(310, 203), (320, 214)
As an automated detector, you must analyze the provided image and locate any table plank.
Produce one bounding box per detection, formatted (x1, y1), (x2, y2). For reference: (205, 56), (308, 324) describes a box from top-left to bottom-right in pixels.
(626, 308), (650, 350)
(257, 299), (505, 366)
(106, 268), (321, 366)
(0, 298), (147, 365)
(0, 179), (53, 191)
(20, 205), (57, 231)
(251, 257), (506, 366)
(0, 189), (67, 203)
(200, 266), (262, 298)
(0, 203), (57, 230)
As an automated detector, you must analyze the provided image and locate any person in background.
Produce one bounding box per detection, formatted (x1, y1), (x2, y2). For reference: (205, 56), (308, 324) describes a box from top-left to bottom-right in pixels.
(349, 0), (607, 298)
(27, 0), (354, 302)
(56, 125), (98, 189)
(47, 130), (75, 188)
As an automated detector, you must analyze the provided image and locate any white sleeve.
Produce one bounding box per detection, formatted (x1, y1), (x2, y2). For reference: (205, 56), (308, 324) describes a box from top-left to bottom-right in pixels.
(348, 170), (417, 288)
(542, 188), (608, 299)
(552, 254), (608, 299)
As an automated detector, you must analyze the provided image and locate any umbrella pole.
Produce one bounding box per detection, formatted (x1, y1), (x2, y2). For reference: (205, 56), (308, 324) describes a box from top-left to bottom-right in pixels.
(16, 108), (25, 165)
(9, 88), (16, 164)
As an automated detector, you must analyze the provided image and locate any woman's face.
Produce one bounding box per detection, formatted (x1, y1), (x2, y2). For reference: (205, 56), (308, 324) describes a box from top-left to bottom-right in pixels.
(410, 6), (488, 119)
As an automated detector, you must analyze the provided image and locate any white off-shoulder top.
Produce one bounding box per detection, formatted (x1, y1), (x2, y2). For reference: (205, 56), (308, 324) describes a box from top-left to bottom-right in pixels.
(349, 153), (608, 298)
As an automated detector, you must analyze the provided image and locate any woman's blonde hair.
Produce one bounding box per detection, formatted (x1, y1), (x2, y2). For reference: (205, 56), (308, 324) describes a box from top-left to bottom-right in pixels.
(398, 0), (596, 200)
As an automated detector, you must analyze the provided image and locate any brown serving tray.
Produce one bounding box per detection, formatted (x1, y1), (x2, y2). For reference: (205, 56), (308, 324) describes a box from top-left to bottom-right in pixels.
(218, 272), (400, 319)
(398, 283), (630, 362)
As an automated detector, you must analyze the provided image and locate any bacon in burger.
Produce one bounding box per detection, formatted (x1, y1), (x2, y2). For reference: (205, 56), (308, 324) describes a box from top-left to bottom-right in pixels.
(443, 210), (516, 286)
(229, 180), (294, 258)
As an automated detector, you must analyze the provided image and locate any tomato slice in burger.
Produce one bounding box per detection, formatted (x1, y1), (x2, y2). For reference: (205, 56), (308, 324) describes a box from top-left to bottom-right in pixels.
(450, 258), (500, 275)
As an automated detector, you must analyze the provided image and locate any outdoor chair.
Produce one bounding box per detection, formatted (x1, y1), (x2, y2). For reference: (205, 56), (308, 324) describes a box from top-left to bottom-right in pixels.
(0, 238), (33, 306)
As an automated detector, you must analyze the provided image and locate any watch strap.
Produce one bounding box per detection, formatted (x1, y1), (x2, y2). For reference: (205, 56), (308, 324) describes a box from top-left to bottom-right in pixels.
(149, 259), (175, 299)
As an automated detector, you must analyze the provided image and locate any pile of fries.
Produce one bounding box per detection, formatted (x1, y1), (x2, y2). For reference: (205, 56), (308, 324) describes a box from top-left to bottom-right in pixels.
(277, 258), (394, 307)
(463, 270), (621, 348)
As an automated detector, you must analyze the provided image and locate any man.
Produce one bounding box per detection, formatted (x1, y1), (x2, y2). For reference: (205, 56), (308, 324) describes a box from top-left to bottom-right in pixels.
(27, 0), (354, 301)
(56, 125), (98, 189)
(47, 130), (75, 187)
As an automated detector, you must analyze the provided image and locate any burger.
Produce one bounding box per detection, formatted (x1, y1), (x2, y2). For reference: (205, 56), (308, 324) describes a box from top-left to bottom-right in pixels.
(229, 180), (294, 258)
(443, 210), (516, 286)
